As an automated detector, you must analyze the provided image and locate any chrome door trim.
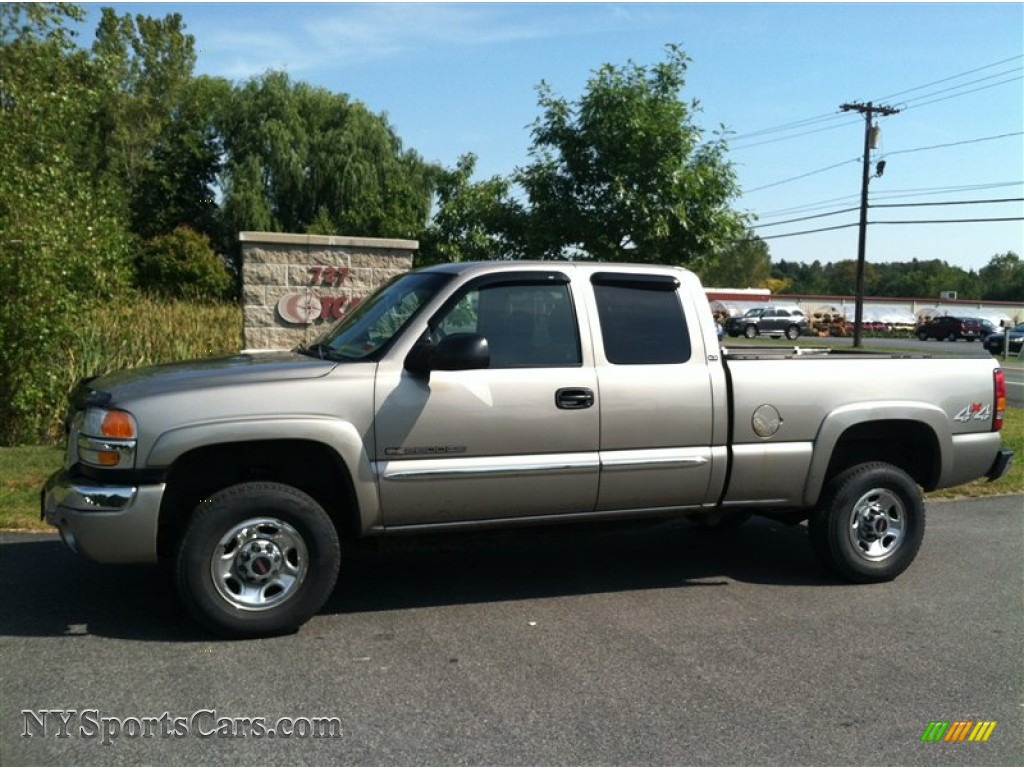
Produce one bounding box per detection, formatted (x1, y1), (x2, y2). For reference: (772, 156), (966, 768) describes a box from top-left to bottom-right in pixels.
(379, 452), (600, 482)
(600, 447), (710, 472)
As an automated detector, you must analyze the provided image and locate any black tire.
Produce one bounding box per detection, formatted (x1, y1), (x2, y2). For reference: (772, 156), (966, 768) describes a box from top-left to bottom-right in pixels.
(743, 325), (758, 339)
(175, 481), (341, 638)
(785, 325), (800, 341)
(808, 462), (924, 583)
(917, 331), (928, 341)
(945, 332), (957, 342)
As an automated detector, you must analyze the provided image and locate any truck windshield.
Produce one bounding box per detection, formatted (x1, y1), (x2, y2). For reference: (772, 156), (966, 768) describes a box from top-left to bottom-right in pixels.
(306, 272), (452, 361)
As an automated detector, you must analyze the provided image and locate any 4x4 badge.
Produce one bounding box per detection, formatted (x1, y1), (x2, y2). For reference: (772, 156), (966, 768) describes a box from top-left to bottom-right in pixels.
(954, 402), (991, 423)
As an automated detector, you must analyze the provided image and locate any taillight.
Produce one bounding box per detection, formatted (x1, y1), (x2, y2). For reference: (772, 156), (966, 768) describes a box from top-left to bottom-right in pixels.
(993, 368), (1006, 432)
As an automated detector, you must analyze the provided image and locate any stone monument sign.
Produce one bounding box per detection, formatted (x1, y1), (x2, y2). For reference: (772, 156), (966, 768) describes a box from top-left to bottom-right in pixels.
(239, 231), (416, 350)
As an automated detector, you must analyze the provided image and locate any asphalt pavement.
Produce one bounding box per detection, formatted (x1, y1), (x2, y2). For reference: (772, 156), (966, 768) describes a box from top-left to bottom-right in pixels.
(2, 495), (1022, 766)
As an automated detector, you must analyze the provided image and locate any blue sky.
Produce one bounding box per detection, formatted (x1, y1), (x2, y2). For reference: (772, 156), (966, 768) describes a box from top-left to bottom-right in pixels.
(75, 2), (1023, 273)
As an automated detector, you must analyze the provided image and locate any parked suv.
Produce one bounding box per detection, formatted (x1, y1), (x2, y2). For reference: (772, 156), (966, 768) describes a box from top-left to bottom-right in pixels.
(915, 316), (986, 342)
(726, 305), (807, 340)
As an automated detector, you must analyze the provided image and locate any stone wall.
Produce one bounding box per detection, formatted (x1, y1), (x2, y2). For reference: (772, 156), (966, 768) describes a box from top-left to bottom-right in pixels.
(239, 231), (416, 350)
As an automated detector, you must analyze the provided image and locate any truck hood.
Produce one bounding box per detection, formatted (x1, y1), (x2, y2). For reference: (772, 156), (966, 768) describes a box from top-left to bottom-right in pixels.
(81, 351), (339, 404)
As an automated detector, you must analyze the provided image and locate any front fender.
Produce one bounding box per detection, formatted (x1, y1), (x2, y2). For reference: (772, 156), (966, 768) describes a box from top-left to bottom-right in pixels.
(147, 417), (381, 530)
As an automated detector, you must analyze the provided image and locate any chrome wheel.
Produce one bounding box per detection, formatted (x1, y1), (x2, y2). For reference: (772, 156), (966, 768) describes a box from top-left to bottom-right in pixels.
(846, 488), (905, 561)
(211, 517), (309, 611)
(809, 462), (924, 583)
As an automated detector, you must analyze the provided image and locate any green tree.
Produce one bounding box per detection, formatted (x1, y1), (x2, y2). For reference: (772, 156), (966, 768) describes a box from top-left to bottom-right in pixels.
(136, 226), (232, 300)
(219, 71), (440, 262)
(700, 232), (772, 288)
(772, 260), (830, 295)
(978, 251), (1024, 302)
(873, 259), (978, 300)
(89, 8), (221, 241)
(1, 3), (133, 443)
(512, 45), (746, 265)
(418, 154), (525, 265)
(824, 260), (879, 296)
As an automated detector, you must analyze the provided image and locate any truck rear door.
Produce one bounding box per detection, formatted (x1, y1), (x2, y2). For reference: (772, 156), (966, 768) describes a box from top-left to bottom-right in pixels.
(586, 272), (724, 510)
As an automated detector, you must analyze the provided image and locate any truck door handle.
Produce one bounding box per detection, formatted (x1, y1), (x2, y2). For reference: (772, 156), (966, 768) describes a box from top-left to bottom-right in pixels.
(555, 387), (595, 410)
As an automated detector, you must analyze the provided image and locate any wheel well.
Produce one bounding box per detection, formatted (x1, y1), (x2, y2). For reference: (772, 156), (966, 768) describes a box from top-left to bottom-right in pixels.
(157, 440), (359, 559)
(824, 420), (940, 492)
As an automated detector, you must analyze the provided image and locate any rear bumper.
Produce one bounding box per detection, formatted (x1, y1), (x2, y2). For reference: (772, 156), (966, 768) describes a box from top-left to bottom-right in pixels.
(986, 449), (1014, 483)
(41, 469), (164, 563)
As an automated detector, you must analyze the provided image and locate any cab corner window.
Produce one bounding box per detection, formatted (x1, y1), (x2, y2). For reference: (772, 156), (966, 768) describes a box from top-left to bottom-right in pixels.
(593, 281), (690, 365)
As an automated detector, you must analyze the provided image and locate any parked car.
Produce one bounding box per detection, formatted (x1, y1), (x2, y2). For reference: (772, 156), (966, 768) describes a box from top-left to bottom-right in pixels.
(915, 316), (987, 342)
(978, 318), (999, 337)
(983, 322), (1024, 355)
(726, 305), (807, 340)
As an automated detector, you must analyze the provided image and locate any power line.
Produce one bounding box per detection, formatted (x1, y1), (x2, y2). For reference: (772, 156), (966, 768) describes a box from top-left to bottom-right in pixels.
(873, 54), (1023, 101)
(753, 181), (1024, 220)
(750, 214), (1024, 242)
(883, 132), (1023, 158)
(753, 206), (860, 229)
(729, 118), (860, 151)
(743, 132), (1021, 202)
(752, 222), (860, 241)
(897, 75), (1024, 113)
(871, 197), (1024, 209)
(871, 181), (1024, 199)
(725, 55), (1023, 151)
(873, 216), (1024, 225)
(889, 67), (1023, 108)
(752, 197), (1023, 231)
(743, 157), (860, 194)
(728, 111), (848, 142)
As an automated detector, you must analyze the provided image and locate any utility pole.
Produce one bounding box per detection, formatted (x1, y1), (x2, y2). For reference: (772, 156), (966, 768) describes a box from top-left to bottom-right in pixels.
(840, 101), (900, 347)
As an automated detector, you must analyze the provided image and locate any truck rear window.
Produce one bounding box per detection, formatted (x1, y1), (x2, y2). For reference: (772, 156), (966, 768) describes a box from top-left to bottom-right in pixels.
(592, 278), (690, 365)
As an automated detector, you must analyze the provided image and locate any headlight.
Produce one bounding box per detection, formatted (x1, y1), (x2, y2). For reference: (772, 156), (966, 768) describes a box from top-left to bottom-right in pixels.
(78, 408), (137, 468)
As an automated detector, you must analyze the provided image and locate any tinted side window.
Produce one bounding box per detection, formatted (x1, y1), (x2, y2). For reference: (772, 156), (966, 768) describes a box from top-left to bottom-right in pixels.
(593, 282), (690, 365)
(434, 283), (581, 368)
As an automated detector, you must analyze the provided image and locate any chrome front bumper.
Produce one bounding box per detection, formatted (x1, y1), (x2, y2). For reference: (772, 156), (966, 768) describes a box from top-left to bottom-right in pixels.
(42, 469), (164, 563)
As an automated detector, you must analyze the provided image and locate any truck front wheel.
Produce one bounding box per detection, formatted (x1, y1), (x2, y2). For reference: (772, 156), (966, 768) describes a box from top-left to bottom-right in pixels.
(175, 482), (341, 638)
(809, 462), (924, 582)
(743, 325), (758, 339)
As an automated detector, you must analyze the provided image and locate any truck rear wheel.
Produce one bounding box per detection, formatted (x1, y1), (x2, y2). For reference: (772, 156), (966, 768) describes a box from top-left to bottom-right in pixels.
(175, 482), (341, 638)
(785, 325), (801, 341)
(809, 462), (924, 582)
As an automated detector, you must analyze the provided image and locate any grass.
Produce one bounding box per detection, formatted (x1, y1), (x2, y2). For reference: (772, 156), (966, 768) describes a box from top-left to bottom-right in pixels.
(0, 445), (64, 530)
(5, 296), (242, 445)
(3, 409), (1021, 532)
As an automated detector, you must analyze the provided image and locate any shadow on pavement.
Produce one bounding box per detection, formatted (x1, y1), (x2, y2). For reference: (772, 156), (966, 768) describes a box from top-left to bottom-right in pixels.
(0, 516), (836, 642)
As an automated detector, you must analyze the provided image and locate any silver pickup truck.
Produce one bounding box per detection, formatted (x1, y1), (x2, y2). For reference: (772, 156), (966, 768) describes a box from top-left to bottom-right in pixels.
(43, 262), (1013, 637)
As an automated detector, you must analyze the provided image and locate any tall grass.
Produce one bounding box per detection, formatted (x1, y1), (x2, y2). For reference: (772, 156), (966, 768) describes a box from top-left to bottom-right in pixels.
(39, 297), (242, 442)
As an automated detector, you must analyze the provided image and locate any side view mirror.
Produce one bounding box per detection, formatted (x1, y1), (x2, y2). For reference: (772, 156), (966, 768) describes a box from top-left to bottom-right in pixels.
(405, 333), (490, 377)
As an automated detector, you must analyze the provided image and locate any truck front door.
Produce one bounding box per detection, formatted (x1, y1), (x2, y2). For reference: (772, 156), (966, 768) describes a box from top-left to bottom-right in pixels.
(373, 272), (600, 526)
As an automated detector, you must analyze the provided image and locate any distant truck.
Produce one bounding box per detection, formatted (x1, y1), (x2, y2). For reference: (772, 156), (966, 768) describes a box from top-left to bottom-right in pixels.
(43, 262), (1013, 637)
